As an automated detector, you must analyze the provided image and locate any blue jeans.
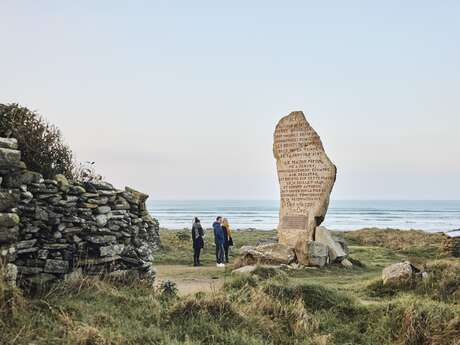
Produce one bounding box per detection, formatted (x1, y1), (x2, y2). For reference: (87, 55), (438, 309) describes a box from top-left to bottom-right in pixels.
(215, 244), (225, 264)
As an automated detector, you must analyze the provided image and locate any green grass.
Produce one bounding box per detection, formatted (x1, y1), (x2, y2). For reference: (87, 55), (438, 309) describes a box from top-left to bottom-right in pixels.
(1, 228), (459, 345)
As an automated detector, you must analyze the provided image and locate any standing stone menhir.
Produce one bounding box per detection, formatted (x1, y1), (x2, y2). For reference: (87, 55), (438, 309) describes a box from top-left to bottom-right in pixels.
(273, 111), (337, 248)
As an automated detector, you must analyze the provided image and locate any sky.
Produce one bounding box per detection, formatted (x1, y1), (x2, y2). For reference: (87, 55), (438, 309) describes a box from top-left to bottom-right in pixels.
(1, 1), (459, 200)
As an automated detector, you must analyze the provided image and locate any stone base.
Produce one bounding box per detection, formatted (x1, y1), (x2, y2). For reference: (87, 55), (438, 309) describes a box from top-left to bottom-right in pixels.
(315, 226), (347, 262)
(295, 240), (329, 267)
(239, 243), (296, 266)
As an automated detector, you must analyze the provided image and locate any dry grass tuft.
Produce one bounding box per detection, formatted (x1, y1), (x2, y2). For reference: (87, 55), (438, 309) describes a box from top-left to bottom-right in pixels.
(340, 228), (444, 252)
(168, 293), (243, 324)
(393, 299), (460, 345)
(59, 310), (118, 345)
(240, 288), (318, 337)
(0, 264), (26, 319)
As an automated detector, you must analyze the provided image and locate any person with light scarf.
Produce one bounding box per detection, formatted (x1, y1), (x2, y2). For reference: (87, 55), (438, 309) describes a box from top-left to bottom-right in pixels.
(222, 218), (233, 263)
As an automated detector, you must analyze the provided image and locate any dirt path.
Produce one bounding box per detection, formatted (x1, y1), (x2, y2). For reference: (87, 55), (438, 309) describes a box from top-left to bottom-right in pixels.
(155, 264), (230, 296)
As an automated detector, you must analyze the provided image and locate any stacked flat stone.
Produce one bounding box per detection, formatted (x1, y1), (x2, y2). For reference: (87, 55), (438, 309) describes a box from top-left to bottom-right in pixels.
(0, 138), (23, 285)
(0, 137), (160, 287)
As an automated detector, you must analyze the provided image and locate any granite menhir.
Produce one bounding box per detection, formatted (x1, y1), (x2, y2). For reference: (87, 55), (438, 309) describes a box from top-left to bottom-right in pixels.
(273, 111), (336, 248)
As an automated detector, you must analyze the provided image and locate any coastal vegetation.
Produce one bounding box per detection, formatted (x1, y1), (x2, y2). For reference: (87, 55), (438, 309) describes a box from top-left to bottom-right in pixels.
(0, 104), (457, 344)
(0, 103), (75, 179)
(1, 228), (458, 345)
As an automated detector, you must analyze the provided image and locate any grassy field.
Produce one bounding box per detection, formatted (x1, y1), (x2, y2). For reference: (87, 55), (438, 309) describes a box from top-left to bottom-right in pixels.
(1, 228), (459, 345)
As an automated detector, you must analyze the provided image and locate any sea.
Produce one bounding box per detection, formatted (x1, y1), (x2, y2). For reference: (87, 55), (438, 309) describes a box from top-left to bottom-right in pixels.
(148, 200), (460, 233)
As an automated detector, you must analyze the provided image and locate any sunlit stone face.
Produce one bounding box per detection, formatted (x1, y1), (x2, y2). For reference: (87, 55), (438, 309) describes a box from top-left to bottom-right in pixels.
(273, 111), (336, 246)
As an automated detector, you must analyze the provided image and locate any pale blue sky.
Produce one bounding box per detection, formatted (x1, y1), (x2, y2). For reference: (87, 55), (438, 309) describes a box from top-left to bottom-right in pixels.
(1, 1), (459, 200)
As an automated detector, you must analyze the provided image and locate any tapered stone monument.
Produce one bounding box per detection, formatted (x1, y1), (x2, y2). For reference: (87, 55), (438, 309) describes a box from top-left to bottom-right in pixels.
(273, 111), (337, 248)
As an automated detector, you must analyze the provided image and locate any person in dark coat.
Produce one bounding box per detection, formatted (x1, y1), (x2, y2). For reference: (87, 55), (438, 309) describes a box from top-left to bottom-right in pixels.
(222, 218), (233, 263)
(213, 216), (225, 267)
(191, 217), (204, 266)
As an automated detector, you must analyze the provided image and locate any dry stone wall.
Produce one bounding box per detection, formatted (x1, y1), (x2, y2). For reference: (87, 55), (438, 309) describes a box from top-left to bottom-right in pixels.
(0, 137), (160, 287)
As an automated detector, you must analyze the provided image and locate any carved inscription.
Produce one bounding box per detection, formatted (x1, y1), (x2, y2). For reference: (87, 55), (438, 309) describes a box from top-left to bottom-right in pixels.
(280, 216), (308, 229)
(273, 111), (336, 246)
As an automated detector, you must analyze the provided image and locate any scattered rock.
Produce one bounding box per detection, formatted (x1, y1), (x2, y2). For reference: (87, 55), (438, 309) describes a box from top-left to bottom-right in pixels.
(240, 243), (295, 265)
(255, 237), (278, 246)
(333, 236), (349, 256)
(232, 265), (258, 275)
(382, 261), (417, 286)
(295, 240), (329, 267)
(341, 258), (353, 268)
(315, 227), (347, 262)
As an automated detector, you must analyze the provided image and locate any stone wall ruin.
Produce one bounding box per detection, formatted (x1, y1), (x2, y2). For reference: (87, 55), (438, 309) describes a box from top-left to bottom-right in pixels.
(0, 137), (160, 287)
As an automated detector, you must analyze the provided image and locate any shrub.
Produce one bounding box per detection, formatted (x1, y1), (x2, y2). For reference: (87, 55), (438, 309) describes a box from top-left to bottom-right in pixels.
(224, 275), (258, 291)
(168, 295), (242, 324)
(366, 278), (400, 298)
(263, 282), (355, 312)
(240, 288), (318, 340)
(0, 103), (75, 179)
(158, 280), (178, 300)
(391, 298), (460, 345)
(175, 231), (191, 242)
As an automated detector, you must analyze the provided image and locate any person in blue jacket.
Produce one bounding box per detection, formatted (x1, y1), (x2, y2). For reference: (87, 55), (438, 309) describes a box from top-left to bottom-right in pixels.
(213, 216), (225, 267)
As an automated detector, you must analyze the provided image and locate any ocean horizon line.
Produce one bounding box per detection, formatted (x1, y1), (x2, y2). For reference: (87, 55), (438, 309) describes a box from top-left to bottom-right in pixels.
(150, 198), (460, 202)
(148, 199), (460, 232)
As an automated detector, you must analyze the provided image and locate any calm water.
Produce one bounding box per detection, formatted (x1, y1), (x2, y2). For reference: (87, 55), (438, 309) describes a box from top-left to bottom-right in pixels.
(148, 200), (460, 232)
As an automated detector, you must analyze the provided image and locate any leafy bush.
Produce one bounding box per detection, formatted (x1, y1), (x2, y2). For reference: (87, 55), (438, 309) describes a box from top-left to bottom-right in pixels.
(158, 280), (178, 300)
(0, 103), (75, 179)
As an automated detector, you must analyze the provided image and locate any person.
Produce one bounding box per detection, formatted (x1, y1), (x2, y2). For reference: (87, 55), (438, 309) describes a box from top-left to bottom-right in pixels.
(191, 217), (204, 266)
(222, 218), (233, 263)
(213, 216), (225, 267)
